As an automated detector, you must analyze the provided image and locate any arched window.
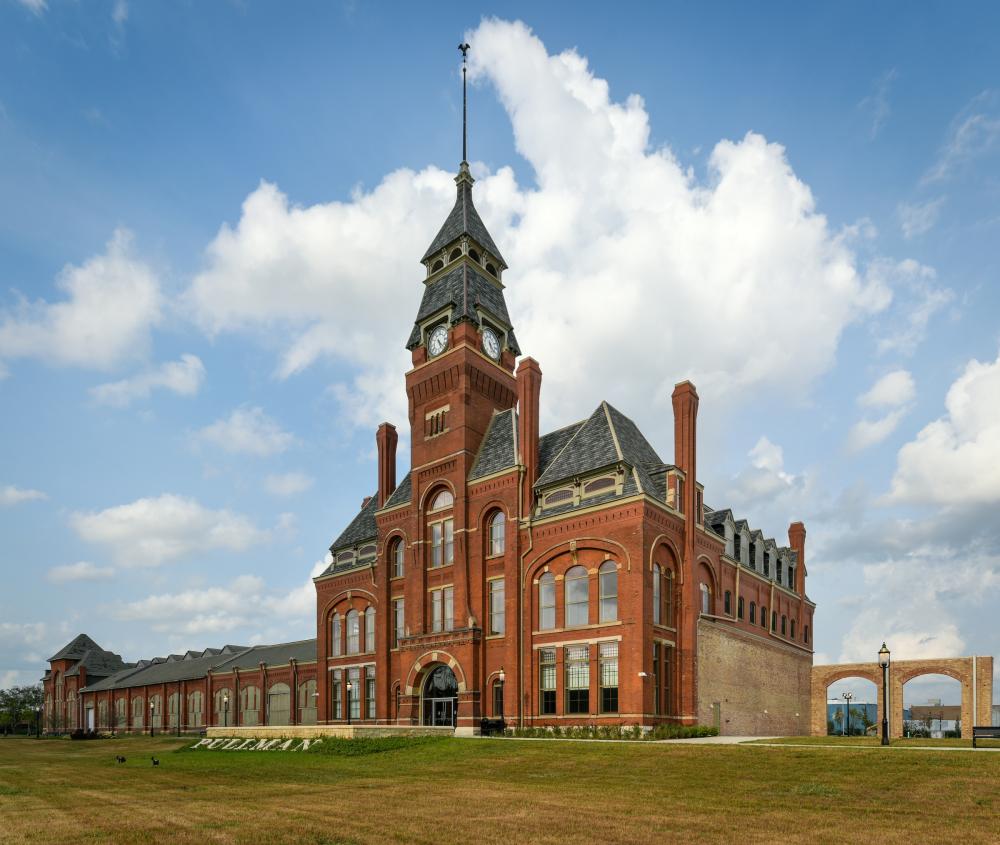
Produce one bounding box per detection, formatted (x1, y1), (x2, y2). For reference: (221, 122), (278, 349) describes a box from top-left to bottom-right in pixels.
(750, 601), (757, 625)
(724, 590), (732, 615)
(599, 561), (618, 623)
(539, 572), (555, 630)
(665, 568), (675, 625)
(167, 693), (179, 729)
(652, 563), (662, 625)
(449, 248), (462, 261)
(790, 619), (796, 639)
(565, 565), (589, 627)
(431, 259), (444, 272)
(365, 606), (376, 652)
(391, 538), (404, 578)
(428, 489), (454, 568)
(771, 611), (777, 632)
(188, 691), (203, 728)
(760, 605), (767, 629)
(331, 612), (341, 656)
(492, 678), (504, 717)
(240, 686), (261, 727)
(346, 609), (360, 654)
(298, 679), (317, 725)
(488, 511), (505, 557)
(430, 489), (454, 510)
(738, 596), (745, 619)
(486, 262), (497, 277)
(700, 583), (711, 615)
(781, 615), (787, 636)
(469, 248), (481, 263)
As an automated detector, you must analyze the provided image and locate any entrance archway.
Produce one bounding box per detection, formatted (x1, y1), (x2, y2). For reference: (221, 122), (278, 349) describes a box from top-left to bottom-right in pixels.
(825, 677), (877, 736)
(422, 664), (458, 727)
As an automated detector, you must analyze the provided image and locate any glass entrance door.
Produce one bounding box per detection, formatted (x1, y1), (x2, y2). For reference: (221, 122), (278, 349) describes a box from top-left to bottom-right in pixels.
(422, 665), (459, 727)
(428, 698), (453, 727)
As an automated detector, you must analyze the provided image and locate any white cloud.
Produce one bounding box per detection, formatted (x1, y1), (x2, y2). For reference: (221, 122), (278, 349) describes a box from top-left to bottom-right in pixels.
(183, 19), (896, 437)
(858, 68), (898, 139)
(0, 228), (162, 372)
(888, 349), (1000, 505)
(47, 561), (115, 584)
(0, 484), (47, 507)
(727, 435), (803, 508)
(923, 90), (1000, 184)
(195, 406), (295, 457)
(847, 407), (909, 453)
(265, 472), (314, 497)
(870, 259), (952, 356)
(70, 493), (269, 567)
(113, 559), (328, 635)
(898, 197), (944, 239)
(859, 369), (916, 409)
(89, 354), (206, 407)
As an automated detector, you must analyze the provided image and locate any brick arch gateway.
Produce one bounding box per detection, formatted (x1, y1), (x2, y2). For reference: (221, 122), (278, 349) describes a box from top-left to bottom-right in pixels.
(811, 656), (994, 738)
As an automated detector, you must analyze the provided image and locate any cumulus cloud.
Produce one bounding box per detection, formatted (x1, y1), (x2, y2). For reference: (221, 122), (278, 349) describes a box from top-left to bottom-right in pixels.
(0, 621), (47, 688)
(113, 559), (328, 635)
(898, 197), (945, 239)
(183, 19), (897, 437)
(869, 259), (952, 356)
(887, 349), (1000, 505)
(0, 229), (162, 372)
(0, 484), (47, 507)
(47, 561), (115, 584)
(725, 436), (805, 513)
(89, 354), (206, 407)
(265, 472), (315, 497)
(847, 408), (910, 453)
(195, 406), (295, 457)
(847, 370), (916, 452)
(70, 493), (269, 567)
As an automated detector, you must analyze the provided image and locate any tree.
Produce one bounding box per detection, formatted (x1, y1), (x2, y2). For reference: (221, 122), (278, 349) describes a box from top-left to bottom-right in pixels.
(0, 685), (43, 734)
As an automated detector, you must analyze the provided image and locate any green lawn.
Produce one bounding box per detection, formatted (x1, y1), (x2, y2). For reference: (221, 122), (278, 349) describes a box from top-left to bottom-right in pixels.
(1, 734), (998, 844)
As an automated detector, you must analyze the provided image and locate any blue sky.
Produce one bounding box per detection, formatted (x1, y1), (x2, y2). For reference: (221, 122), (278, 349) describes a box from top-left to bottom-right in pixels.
(2, 2), (998, 706)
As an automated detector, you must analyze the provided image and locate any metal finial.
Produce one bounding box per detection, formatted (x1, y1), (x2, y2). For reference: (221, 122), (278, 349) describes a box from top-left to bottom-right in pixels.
(458, 42), (470, 163)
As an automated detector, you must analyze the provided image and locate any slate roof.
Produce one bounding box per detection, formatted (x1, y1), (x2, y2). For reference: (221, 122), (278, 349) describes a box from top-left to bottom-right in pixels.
(212, 639), (317, 671)
(328, 494), (378, 554)
(538, 421), (586, 478)
(81, 645), (250, 692)
(382, 471), (412, 510)
(405, 263), (521, 355)
(421, 169), (506, 267)
(469, 409), (518, 481)
(49, 634), (104, 663)
(64, 648), (131, 680)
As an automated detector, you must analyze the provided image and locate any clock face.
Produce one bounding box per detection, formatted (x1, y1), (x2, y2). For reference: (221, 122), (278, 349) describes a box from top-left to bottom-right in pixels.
(428, 325), (449, 357)
(482, 327), (501, 360)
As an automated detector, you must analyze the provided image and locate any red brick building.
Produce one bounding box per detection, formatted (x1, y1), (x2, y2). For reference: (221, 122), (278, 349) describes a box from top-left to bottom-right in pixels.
(41, 159), (815, 739)
(313, 160), (815, 736)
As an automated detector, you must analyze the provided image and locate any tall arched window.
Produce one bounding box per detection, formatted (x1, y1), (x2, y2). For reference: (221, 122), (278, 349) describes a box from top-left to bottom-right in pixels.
(539, 572), (555, 630)
(599, 561), (618, 623)
(665, 568), (675, 625)
(781, 615), (787, 636)
(365, 606), (376, 652)
(391, 538), (404, 578)
(331, 612), (341, 657)
(738, 596), (745, 619)
(724, 590), (732, 615)
(790, 619), (796, 639)
(188, 691), (203, 728)
(760, 605), (768, 629)
(700, 583), (711, 615)
(346, 609), (360, 654)
(565, 565), (589, 627)
(652, 563), (662, 625)
(750, 601), (757, 625)
(488, 511), (505, 557)
(430, 489), (453, 510)
(428, 489), (454, 568)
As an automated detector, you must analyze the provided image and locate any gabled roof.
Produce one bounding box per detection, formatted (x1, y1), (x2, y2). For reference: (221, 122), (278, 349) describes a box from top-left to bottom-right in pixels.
(211, 639), (317, 672)
(469, 408), (517, 481)
(405, 263), (520, 355)
(328, 494), (378, 554)
(64, 648), (130, 680)
(49, 633), (103, 663)
(81, 645), (250, 692)
(537, 420), (586, 478)
(381, 472), (412, 510)
(421, 168), (506, 267)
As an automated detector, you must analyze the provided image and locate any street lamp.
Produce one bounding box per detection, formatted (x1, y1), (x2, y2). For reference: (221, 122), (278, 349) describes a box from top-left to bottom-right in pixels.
(223, 692), (229, 728)
(149, 700), (156, 738)
(34, 706), (40, 739)
(841, 691), (854, 737)
(498, 667), (506, 722)
(878, 643), (891, 746)
(346, 680), (353, 726)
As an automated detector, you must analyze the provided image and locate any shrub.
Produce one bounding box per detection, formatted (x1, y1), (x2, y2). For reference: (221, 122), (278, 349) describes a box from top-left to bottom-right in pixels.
(644, 724), (718, 740)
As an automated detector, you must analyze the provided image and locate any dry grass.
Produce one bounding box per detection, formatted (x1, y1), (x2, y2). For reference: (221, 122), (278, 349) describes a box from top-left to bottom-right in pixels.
(0, 734), (998, 844)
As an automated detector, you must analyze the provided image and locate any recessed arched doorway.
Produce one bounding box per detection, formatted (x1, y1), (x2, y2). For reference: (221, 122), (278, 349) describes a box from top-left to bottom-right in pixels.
(422, 664), (458, 727)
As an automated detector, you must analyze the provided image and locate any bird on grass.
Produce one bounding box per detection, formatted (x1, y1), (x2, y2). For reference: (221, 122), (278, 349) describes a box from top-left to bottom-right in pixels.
(114, 756), (126, 764)
(151, 757), (159, 767)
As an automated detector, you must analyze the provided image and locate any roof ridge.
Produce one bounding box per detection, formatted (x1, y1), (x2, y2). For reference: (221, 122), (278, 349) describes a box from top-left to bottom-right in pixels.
(601, 401), (625, 462)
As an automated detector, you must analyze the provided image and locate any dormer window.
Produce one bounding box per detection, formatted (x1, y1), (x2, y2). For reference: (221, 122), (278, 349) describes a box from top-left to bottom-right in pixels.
(449, 247), (462, 261)
(431, 259), (444, 272)
(733, 533), (741, 561)
(469, 249), (481, 263)
(486, 262), (497, 277)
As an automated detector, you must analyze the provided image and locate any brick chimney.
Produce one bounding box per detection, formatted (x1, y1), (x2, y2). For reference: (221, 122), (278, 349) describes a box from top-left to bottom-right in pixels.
(376, 422), (398, 507)
(671, 380), (699, 509)
(516, 357), (542, 515)
(788, 521), (807, 594)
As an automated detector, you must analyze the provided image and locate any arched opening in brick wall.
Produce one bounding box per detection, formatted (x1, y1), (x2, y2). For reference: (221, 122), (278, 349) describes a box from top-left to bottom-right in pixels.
(902, 673), (964, 738)
(826, 677), (878, 736)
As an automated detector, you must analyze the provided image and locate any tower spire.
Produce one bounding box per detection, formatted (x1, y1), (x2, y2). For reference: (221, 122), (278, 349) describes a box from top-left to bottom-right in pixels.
(458, 42), (470, 164)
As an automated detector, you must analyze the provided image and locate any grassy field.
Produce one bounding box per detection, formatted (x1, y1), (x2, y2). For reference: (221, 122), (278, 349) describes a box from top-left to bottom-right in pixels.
(1, 735), (998, 844)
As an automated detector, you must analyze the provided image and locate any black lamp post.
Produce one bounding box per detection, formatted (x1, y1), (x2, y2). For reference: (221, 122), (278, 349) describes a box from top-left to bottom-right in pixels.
(841, 691), (854, 737)
(223, 692), (229, 728)
(346, 680), (353, 726)
(878, 643), (891, 746)
(149, 700), (155, 738)
(34, 706), (40, 739)
(498, 667), (506, 722)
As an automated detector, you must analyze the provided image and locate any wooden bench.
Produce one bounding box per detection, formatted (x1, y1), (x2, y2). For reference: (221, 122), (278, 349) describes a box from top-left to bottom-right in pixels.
(972, 726), (1000, 748)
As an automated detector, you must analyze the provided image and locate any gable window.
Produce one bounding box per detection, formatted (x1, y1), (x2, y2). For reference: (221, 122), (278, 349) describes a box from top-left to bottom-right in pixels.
(733, 533), (741, 561)
(565, 565), (589, 627)
(331, 612), (341, 657)
(599, 561), (618, 623)
(543, 488), (573, 508)
(488, 512), (505, 557)
(763, 553), (770, 577)
(489, 578), (505, 635)
(748, 542), (757, 570)
(565, 645), (590, 714)
(652, 564), (662, 625)
(365, 606), (376, 653)
(583, 476), (616, 497)
(777, 560), (783, 585)
(539, 572), (556, 630)
(346, 609), (360, 654)
(391, 538), (404, 578)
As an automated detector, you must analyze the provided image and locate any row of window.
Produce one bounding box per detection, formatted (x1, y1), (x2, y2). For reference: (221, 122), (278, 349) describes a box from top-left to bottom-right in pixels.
(717, 590), (810, 644)
(538, 642), (620, 715)
(537, 561), (619, 630)
(331, 607), (376, 656)
(330, 667), (376, 720)
(388, 507), (506, 579)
